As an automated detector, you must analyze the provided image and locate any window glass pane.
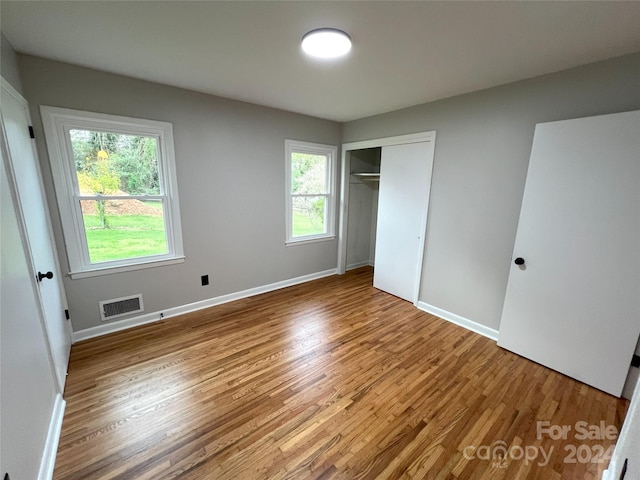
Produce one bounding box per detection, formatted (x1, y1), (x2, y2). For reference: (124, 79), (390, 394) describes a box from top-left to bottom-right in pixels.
(70, 129), (160, 196)
(291, 153), (328, 194)
(81, 199), (167, 263)
(292, 196), (327, 237)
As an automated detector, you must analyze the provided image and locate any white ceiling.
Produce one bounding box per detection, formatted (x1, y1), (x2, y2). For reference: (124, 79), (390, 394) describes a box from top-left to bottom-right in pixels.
(2, 1), (640, 122)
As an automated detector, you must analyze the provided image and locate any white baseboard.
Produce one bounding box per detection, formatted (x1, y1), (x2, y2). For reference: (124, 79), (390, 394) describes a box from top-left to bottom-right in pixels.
(73, 268), (337, 342)
(346, 260), (371, 271)
(416, 301), (499, 341)
(39, 393), (65, 480)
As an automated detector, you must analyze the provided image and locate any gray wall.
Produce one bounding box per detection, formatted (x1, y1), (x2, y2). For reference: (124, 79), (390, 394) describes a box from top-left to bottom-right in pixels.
(344, 52), (640, 331)
(1, 32), (23, 94)
(18, 55), (342, 332)
(14, 51), (640, 335)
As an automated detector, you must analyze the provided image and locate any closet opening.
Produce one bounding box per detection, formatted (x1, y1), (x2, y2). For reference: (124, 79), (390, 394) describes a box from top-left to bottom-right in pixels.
(345, 147), (381, 272)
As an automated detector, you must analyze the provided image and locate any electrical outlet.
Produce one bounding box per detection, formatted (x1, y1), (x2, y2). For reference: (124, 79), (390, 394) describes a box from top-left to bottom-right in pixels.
(201, 275), (209, 286)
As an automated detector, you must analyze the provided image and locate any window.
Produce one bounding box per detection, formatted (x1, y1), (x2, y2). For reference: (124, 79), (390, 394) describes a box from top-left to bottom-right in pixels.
(285, 140), (337, 244)
(41, 106), (183, 278)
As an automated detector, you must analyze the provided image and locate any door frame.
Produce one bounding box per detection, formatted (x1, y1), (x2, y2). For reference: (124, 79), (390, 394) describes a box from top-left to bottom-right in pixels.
(337, 131), (436, 305)
(1, 77), (72, 392)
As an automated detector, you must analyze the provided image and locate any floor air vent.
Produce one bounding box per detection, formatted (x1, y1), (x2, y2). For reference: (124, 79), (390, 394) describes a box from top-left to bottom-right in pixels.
(99, 294), (144, 321)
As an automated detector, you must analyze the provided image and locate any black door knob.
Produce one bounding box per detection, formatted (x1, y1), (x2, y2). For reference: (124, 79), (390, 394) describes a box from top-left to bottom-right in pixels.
(37, 271), (54, 282)
(514, 257), (525, 266)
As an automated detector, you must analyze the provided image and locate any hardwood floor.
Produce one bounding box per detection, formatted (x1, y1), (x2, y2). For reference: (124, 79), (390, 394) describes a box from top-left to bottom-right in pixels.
(54, 267), (628, 479)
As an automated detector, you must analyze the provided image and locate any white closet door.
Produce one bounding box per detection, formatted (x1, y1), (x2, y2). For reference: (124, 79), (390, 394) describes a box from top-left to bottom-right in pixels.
(374, 142), (433, 302)
(498, 111), (640, 397)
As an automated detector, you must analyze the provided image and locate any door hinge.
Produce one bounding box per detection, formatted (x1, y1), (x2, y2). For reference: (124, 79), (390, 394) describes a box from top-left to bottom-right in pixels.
(631, 355), (640, 368)
(65, 309), (70, 320)
(28, 126), (35, 139)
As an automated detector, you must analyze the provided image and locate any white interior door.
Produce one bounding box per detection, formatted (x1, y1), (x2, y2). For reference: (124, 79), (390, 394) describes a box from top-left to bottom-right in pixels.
(374, 142), (433, 302)
(1, 141), (60, 480)
(498, 111), (640, 397)
(1, 80), (71, 391)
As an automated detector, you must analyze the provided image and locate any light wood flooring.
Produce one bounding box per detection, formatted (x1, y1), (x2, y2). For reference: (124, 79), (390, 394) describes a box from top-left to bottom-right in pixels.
(54, 267), (628, 479)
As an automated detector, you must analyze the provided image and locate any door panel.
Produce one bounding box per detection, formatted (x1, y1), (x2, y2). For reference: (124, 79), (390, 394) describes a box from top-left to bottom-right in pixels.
(1, 146), (58, 480)
(374, 142), (433, 302)
(1, 81), (71, 391)
(498, 111), (640, 396)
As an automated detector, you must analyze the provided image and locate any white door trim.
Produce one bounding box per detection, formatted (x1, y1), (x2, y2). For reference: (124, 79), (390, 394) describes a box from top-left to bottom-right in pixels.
(337, 131), (436, 306)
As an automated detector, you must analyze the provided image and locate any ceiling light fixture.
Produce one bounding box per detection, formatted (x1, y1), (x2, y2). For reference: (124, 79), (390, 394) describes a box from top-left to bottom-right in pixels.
(301, 28), (352, 59)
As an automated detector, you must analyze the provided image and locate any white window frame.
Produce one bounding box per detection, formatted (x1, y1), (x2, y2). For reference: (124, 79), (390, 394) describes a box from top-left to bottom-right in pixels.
(285, 139), (337, 245)
(40, 106), (184, 279)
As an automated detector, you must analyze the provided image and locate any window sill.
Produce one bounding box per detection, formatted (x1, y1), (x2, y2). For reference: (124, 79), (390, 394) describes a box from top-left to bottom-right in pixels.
(285, 235), (336, 247)
(69, 256), (185, 279)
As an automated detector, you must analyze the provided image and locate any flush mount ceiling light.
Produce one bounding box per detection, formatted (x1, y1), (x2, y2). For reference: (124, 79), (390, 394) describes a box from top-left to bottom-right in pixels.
(301, 28), (352, 59)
